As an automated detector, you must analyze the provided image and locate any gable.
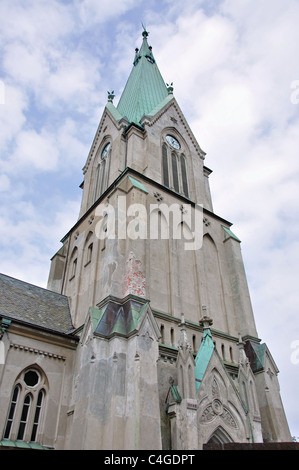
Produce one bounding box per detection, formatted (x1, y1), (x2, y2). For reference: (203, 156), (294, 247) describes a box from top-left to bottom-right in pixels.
(141, 96), (206, 160)
(82, 104), (127, 175)
(196, 349), (248, 440)
(85, 294), (161, 341)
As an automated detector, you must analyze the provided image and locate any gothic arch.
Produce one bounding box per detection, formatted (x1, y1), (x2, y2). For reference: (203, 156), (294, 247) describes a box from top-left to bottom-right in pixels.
(206, 426), (233, 445)
(3, 365), (48, 443)
(149, 207), (170, 240)
(70, 246), (78, 259)
(147, 209), (171, 313)
(202, 234), (226, 330)
(160, 128), (190, 198)
(15, 364), (49, 389)
(69, 246), (78, 279)
(84, 231), (94, 266)
(174, 225), (200, 322)
(188, 364), (195, 399)
(85, 230), (93, 243)
(93, 136), (112, 202)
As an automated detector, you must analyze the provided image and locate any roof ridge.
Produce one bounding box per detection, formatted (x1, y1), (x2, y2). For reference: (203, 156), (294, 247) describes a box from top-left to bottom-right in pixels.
(0, 272), (68, 299)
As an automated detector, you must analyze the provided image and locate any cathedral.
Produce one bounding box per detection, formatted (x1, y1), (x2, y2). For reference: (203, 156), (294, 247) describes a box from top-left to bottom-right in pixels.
(0, 30), (292, 450)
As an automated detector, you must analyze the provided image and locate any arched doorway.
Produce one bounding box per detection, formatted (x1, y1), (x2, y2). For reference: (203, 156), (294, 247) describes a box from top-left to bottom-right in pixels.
(206, 426), (233, 445)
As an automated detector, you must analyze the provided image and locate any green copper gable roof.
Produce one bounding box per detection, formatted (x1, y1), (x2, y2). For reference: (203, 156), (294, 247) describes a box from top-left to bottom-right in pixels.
(244, 340), (266, 372)
(128, 176), (149, 193)
(222, 225), (241, 243)
(194, 328), (215, 392)
(116, 30), (169, 125)
(89, 297), (149, 337)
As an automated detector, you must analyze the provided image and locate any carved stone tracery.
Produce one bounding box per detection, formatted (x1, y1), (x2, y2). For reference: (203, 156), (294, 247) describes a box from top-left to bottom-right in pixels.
(199, 376), (238, 429)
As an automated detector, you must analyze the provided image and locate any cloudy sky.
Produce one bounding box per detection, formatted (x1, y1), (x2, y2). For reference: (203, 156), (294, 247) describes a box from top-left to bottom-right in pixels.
(0, 0), (298, 439)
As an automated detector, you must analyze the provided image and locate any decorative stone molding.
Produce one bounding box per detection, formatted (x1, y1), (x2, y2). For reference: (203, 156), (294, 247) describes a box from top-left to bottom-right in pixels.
(199, 400), (237, 429)
(153, 192), (164, 202)
(9, 343), (66, 361)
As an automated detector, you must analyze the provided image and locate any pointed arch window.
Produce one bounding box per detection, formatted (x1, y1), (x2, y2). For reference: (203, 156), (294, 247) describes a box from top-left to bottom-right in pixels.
(94, 141), (111, 202)
(84, 231), (94, 266)
(3, 367), (47, 443)
(170, 328), (174, 346)
(171, 152), (179, 192)
(87, 243), (93, 264)
(180, 154), (189, 197)
(162, 143), (169, 188)
(70, 247), (78, 280)
(30, 390), (44, 442)
(162, 135), (189, 197)
(3, 385), (20, 439)
(17, 393), (32, 440)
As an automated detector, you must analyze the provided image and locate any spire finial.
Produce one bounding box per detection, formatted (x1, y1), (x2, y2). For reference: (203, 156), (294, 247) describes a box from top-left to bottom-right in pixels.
(141, 22), (149, 37)
(107, 91), (115, 102)
(199, 305), (213, 329)
(166, 82), (174, 94)
(178, 313), (192, 352)
(179, 313), (186, 328)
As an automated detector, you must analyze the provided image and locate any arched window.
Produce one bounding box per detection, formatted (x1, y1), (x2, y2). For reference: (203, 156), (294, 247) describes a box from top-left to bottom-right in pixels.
(30, 390), (44, 442)
(180, 154), (189, 197)
(160, 324), (165, 344)
(84, 231), (94, 266)
(162, 143), (169, 188)
(3, 367), (47, 443)
(17, 393), (32, 440)
(94, 141), (111, 202)
(170, 328), (174, 346)
(171, 152), (180, 192)
(221, 344), (225, 360)
(192, 334), (196, 352)
(162, 134), (189, 197)
(188, 364), (194, 399)
(69, 247), (78, 280)
(3, 385), (20, 439)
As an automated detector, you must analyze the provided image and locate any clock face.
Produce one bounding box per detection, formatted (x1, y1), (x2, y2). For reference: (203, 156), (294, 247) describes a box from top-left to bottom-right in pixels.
(101, 142), (111, 159)
(166, 135), (180, 149)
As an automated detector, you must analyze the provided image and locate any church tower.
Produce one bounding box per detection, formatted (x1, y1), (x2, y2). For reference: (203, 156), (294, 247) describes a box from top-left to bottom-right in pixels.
(45, 30), (291, 449)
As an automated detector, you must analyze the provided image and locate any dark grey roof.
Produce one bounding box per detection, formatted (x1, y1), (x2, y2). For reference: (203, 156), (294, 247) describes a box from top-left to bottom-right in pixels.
(0, 273), (74, 334)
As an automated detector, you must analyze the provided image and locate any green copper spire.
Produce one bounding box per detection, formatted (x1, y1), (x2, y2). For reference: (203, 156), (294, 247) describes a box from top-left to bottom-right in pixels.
(116, 30), (169, 125)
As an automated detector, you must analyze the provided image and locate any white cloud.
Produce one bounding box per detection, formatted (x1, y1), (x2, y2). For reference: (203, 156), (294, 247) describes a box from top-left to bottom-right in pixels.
(0, 195), (80, 288)
(0, 0), (73, 47)
(0, 84), (28, 149)
(45, 51), (102, 108)
(56, 119), (90, 171)
(76, 0), (140, 26)
(0, 174), (11, 192)
(3, 42), (48, 87)
(10, 129), (60, 171)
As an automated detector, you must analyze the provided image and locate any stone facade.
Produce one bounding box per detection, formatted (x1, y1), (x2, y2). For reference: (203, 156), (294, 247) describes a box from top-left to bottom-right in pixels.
(0, 31), (292, 450)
